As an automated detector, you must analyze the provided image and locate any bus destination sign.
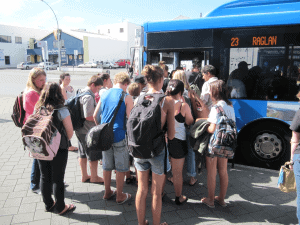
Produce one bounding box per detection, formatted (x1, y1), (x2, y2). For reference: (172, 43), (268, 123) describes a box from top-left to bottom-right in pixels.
(229, 35), (282, 48)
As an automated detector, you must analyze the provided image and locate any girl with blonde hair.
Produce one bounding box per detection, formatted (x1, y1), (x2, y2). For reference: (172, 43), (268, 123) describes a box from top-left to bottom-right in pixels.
(23, 67), (47, 194)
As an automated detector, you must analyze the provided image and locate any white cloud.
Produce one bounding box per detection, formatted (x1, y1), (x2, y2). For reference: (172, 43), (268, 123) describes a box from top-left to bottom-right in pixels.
(51, 0), (63, 6)
(63, 16), (85, 23)
(0, 0), (27, 16)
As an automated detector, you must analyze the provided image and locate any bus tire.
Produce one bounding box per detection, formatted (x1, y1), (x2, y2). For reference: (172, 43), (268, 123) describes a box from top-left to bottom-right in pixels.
(238, 120), (290, 170)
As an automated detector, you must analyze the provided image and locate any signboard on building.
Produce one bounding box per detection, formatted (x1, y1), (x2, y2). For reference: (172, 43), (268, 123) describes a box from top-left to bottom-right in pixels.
(61, 48), (67, 64)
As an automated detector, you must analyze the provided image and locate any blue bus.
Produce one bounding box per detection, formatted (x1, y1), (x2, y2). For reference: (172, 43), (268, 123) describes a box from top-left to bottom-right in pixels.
(136, 0), (300, 169)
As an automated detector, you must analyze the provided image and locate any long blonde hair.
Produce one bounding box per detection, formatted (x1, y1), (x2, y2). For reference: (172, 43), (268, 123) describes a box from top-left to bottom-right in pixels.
(25, 68), (46, 93)
(172, 70), (189, 90)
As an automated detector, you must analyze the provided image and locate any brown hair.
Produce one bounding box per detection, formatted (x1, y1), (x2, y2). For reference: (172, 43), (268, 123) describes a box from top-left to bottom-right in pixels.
(160, 64), (168, 72)
(158, 61), (166, 67)
(35, 82), (65, 112)
(128, 83), (140, 97)
(26, 68), (46, 93)
(59, 73), (70, 85)
(87, 75), (103, 87)
(113, 72), (131, 85)
(166, 79), (184, 96)
(98, 73), (110, 81)
(142, 65), (164, 84)
(210, 80), (231, 105)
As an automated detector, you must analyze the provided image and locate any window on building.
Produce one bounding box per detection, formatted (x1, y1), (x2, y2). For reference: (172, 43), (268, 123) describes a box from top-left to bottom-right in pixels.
(108, 29), (110, 33)
(61, 39), (65, 48)
(0, 35), (12, 43)
(5, 56), (10, 65)
(120, 28), (124, 33)
(15, 36), (22, 44)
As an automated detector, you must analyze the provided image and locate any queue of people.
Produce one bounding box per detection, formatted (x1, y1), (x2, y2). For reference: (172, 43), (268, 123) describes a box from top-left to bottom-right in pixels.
(21, 63), (236, 225)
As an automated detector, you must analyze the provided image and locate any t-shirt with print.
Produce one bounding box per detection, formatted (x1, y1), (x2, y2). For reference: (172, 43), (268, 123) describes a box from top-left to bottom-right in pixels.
(207, 100), (236, 124)
(290, 109), (300, 154)
(200, 77), (218, 110)
(76, 87), (96, 135)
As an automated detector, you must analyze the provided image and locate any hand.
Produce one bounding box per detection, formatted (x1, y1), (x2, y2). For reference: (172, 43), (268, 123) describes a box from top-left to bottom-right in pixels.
(289, 164), (294, 170)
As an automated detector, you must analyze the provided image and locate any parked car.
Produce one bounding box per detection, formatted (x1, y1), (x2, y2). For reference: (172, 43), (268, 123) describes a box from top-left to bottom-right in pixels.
(102, 62), (119, 69)
(38, 62), (59, 70)
(115, 59), (130, 68)
(17, 62), (39, 70)
(78, 62), (98, 68)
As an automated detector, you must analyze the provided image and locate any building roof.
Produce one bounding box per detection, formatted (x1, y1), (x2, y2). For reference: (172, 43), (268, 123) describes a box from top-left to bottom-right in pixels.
(173, 15), (190, 20)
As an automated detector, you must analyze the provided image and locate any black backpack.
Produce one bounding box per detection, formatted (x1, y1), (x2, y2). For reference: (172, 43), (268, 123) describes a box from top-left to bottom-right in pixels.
(85, 92), (126, 152)
(127, 93), (166, 159)
(11, 92), (25, 128)
(66, 91), (91, 131)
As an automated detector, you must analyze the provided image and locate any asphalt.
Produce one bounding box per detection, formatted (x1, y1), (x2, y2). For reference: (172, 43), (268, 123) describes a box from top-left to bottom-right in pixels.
(0, 95), (298, 225)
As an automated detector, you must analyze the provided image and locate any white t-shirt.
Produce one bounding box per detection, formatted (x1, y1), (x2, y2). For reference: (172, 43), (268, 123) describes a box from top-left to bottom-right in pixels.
(207, 100), (236, 124)
(201, 77), (218, 110)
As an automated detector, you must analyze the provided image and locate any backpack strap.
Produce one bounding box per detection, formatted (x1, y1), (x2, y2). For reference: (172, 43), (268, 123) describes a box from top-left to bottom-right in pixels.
(109, 91), (126, 125)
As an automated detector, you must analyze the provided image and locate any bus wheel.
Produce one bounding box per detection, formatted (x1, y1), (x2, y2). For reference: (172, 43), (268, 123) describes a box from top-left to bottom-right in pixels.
(238, 121), (290, 170)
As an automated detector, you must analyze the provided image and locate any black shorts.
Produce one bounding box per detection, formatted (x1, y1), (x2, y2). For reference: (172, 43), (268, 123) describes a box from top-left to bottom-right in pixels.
(168, 138), (188, 159)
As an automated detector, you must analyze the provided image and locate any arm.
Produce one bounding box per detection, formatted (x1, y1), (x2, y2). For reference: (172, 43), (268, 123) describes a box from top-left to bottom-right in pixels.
(61, 86), (68, 100)
(291, 131), (300, 163)
(125, 95), (134, 118)
(182, 103), (194, 126)
(165, 97), (175, 140)
(93, 99), (102, 125)
(62, 115), (73, 140)
(207, 123), (216, 134)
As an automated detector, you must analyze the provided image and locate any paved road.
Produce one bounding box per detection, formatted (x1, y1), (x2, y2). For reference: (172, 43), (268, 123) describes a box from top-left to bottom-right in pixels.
(0, 69), (298, 224)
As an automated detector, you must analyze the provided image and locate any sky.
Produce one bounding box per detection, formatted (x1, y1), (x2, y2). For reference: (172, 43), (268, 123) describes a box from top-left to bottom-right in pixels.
(0, 0), (232, 32)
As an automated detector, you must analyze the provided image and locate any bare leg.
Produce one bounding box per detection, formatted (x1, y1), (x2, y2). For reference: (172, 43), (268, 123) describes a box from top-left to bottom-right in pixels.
(202, 156), (217, 206)
(89, 160), (104, 183)
(151, 172), (167, 225)
(216, 157), (228, 204)
(103, 170), (112, 199)
(136, 170), (150, 225)
(116, 171), (129, 202)
(170, 157), (185, 198)
(78, 158), (90, 182)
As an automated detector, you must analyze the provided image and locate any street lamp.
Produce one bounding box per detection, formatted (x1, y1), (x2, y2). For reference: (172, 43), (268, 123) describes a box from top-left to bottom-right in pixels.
(40, 0), (61, 71)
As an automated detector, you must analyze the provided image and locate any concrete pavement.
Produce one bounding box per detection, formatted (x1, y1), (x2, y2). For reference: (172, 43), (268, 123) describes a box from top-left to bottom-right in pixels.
(0, 95), (298, 225)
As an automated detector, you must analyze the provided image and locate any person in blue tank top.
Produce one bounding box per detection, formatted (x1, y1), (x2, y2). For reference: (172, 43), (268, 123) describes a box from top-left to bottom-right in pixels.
(93, 72), (133, 204)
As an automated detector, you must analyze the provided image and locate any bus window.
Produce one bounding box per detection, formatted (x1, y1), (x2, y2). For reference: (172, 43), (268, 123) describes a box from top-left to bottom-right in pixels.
(223, 46), (299, 101)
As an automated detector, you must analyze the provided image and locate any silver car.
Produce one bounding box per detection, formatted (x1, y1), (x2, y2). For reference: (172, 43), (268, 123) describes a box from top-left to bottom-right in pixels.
(38, 62), (59, 70)
(17, 62), (39, 70)
(102, 62), (119, 69)
(78, 62), (98, 68)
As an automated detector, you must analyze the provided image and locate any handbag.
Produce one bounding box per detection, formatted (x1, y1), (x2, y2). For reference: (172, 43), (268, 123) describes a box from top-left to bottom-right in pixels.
(277, 161), (296, 193)
(85, 91), (126, 152)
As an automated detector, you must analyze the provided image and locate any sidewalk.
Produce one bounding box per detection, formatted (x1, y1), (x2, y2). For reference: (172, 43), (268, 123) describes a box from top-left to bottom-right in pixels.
(0, 96), (298, 225)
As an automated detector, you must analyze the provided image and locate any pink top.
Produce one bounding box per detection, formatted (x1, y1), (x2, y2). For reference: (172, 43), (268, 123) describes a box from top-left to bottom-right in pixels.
(23, 90), (40, 123)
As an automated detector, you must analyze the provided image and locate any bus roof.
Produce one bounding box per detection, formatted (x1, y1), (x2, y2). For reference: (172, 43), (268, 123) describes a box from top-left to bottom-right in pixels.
(144, 10), (300, 33)
(206, 0), (300, 17)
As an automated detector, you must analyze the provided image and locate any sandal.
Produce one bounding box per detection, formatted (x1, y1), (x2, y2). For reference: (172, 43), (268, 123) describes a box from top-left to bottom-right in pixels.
(126, 176), (136, 185)
(58, 204), (76, 215)
(175, 195), (188, 205)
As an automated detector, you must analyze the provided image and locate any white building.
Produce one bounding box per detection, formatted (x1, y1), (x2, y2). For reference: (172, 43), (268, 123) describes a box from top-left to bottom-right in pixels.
(97, 21), (141, 60)
(0, 24), (50, 68)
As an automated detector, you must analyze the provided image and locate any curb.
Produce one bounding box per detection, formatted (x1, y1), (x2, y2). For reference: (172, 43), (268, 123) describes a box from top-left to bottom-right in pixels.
(231, 163), (279, 174)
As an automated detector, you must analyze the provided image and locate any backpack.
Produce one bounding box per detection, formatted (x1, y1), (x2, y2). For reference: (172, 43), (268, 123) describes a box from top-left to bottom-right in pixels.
(85, 92), (126, 152)
(127, 93), (166, 159)
(208, 105), (237, 159)
(66, 91), (91, 131)
(21, 107), (61, 161)
(11, 92), (25, 128)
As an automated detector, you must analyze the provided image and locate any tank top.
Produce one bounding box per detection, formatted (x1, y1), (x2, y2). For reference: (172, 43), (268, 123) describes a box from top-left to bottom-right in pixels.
(100, 88), (127, 143)
(174, 100), (186, 140)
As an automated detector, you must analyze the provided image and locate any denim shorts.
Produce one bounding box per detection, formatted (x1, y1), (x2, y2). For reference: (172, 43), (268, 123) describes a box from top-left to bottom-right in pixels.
(134, 149), (171, 176)
(102, 139), (130, 173)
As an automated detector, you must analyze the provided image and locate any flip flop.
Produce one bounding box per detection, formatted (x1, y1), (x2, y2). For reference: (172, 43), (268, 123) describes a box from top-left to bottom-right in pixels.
(103, 190), (117, 200)
(117, 193), (131, 205)
(59, 204), (76, 215)
(201, 199), (215, 208)
(68, 146), (78, 151)
(90, 181), (104, 184)
(215, 199), (227, 207)
(82, 178), (90, 183)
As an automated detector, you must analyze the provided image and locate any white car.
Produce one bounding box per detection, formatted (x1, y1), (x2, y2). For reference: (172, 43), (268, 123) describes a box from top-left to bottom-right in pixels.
(102, 62), (119, 69)
(78, 62), (98, 68)
(17, 62), (39, 70)
(38, 62), (58, 70)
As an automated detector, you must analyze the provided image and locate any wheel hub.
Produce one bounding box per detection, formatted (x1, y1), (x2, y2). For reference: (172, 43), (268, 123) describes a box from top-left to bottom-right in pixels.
(254, 133), (282, 159)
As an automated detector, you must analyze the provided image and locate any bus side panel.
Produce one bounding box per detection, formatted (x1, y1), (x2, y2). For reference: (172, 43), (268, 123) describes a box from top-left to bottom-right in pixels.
(231, 99), (267, 131)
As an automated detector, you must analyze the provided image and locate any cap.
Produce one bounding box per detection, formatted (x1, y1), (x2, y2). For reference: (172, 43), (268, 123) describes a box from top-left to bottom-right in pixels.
(238, 61), (251, 69)
(134, 75), (146, 85)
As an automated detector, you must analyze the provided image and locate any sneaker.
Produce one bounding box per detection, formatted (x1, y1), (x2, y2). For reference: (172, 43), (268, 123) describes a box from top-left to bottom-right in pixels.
(31, 188), (41, 195)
